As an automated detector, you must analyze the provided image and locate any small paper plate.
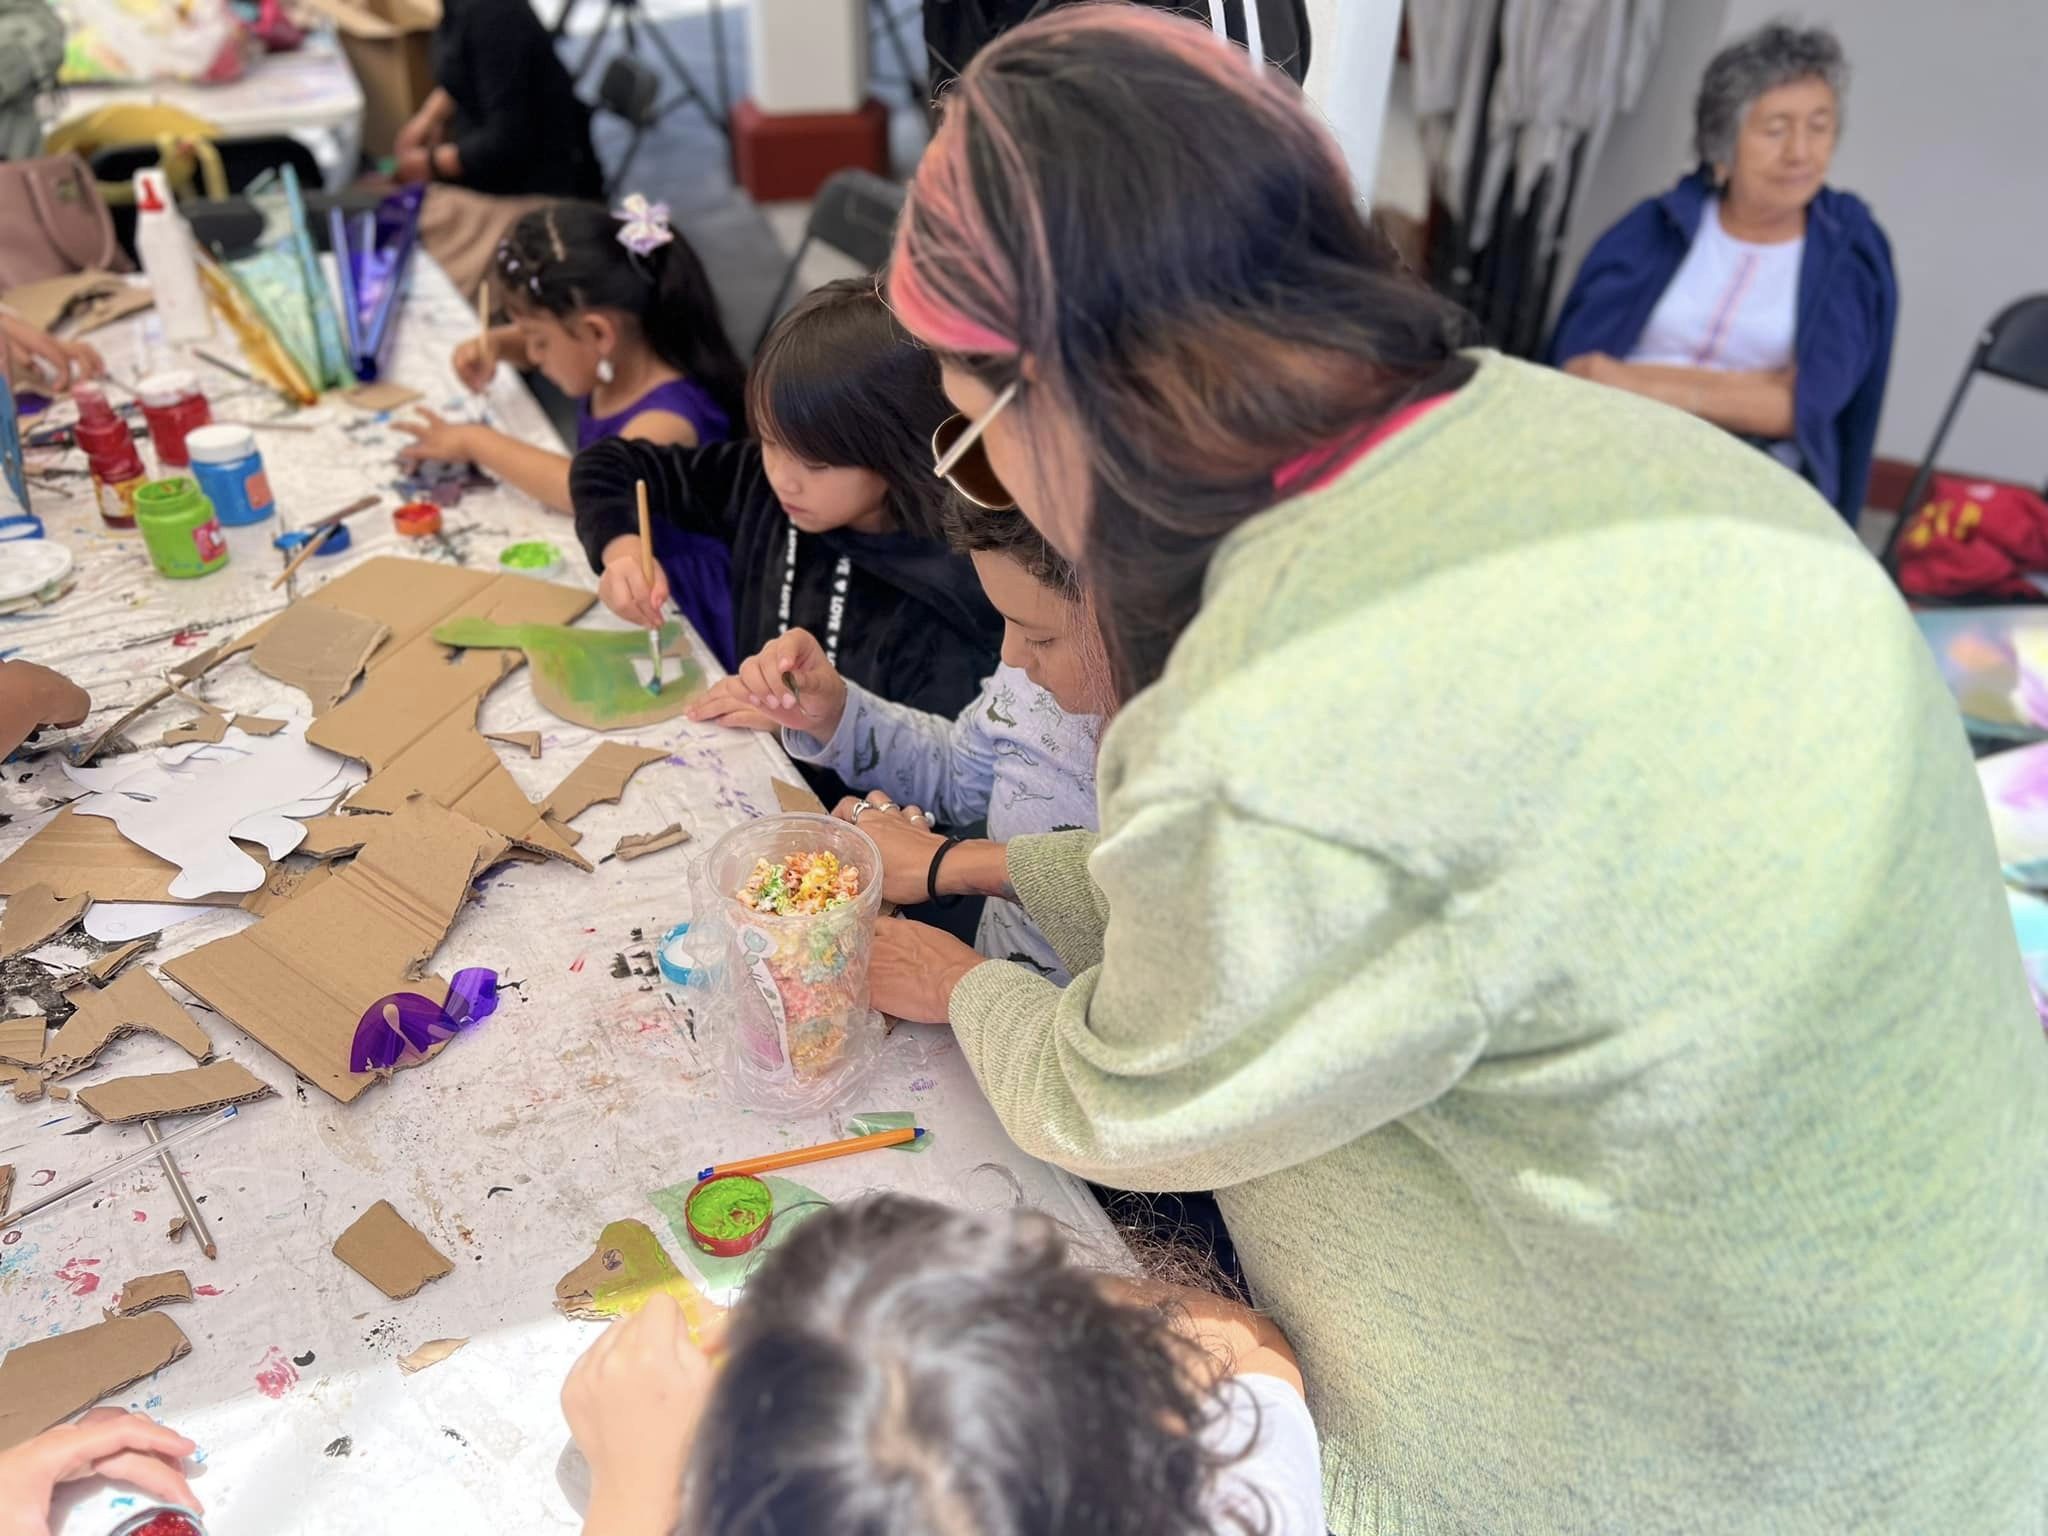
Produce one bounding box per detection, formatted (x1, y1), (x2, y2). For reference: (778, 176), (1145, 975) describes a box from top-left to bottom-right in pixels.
(0, 540), (73, 605)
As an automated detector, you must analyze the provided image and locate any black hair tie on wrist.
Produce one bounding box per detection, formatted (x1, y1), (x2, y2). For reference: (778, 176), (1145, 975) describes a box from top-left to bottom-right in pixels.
(926, 836), (965, 909)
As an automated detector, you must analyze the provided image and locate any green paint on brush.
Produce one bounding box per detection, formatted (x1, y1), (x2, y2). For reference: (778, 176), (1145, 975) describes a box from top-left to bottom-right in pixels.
(432, 616), (705, 728)
(688, 1176), (774, 1239)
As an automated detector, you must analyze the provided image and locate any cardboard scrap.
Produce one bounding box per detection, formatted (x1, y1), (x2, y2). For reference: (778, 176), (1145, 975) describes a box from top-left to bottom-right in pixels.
(0, 1165), (13, 1219)
(398, 1336), (469, 1374)
(86, 936), (156, 984)
(67, 641), (235, 767)
(0, 1014), (44, 1067)
(43, 969), (213, 1079)
(161, 714), (228, 747)
(555, 1219), (713, 1335)
(78, 1058), (273, 1123)
(0, 808), (269, 907)
(236, 714), (287, 736)
(541, 743), (666, 824)
(342, 380), (423, 413)
(240, 860), (337, 916)
(483, 730), (541, 758)
(0, 270), (153, 337)
(333, 1199), (453, 1300)
(165, 797), (509, 1102)
(613, 823), (689, 861)
(772, 777), (827, 815)
(47, 1084), (70, 1100)
(249, 604), (391, 713)
(166, 1215), (188, 1243)
(2, 1065), (42, 1102)
(293, 815), (372, 859)
(0, 1311), (191, 1451)
(112, 1270), (193, 1315)
(0, 884), (90, 959)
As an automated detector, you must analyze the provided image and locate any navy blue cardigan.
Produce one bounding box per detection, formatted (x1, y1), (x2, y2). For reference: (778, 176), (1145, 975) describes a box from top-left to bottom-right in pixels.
(1547, 170), (1897, 526)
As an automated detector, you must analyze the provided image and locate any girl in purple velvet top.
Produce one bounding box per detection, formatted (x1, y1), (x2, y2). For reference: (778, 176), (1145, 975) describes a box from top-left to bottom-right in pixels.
(399, 197), (745, 517)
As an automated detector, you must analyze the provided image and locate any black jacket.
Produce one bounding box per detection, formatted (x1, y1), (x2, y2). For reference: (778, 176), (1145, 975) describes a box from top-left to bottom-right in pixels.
(573, 438), (1004, 801)
(434, 0), (601, 200)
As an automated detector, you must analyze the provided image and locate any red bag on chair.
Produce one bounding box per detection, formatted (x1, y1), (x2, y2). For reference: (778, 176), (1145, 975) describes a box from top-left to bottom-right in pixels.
(1895, 476), (2048, 601)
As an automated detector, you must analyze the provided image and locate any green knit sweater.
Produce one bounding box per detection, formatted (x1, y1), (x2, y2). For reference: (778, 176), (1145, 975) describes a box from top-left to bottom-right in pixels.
(950, 354), (2048, 1533)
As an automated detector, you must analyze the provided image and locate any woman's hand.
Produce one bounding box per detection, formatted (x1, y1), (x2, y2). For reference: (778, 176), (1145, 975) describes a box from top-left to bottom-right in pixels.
(0, 1408), (200, 1536)
(832, 791), (944, 905)
(1561, 351), (1623, 387)
(686, 627), (847, 737)
(685, 676), (779, 734)
(598, 534), (669, 629)
(395, 408), (479, 468)
(562, 1292), (719, 1536)
(870, 917), (985, 1024)
(1, 314), (103, 389)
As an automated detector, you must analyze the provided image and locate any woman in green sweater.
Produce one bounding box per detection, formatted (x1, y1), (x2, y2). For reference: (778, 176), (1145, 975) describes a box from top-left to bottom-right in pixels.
(864, 8), (2048, 1533)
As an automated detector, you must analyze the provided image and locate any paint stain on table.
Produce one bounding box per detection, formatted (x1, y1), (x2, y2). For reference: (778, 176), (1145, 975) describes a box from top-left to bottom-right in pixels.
(253, 1345), (301, 1399)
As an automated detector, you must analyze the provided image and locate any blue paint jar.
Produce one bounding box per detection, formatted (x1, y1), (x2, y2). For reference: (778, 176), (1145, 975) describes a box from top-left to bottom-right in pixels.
(183, 423), (275, 527)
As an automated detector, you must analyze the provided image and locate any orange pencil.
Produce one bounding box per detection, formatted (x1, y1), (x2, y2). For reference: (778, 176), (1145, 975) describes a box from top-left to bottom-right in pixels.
(696, 1126), (923, 1182)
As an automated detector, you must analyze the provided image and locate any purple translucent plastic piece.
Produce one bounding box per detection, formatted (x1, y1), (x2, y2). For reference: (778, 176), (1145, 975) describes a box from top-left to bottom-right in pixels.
(349, 967), (500, 1072)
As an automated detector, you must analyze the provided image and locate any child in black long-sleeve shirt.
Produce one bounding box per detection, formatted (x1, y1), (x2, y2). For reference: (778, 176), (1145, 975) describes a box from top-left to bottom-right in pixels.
(572, 279), (1002, 796)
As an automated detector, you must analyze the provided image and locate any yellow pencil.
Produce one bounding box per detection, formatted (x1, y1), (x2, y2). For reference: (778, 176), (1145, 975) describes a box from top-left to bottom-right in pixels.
(696, 1126), (924, 1182)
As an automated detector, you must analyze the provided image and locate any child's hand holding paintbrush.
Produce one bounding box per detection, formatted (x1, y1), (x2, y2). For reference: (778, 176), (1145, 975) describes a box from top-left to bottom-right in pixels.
(687, 626), (847, 737)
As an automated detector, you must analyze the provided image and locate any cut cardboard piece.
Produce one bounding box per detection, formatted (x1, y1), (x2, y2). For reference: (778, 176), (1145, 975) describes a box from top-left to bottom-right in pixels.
(542, 743), (667, 824)
(78, 1059), (273, 1122)
(86, 936), (156, 983)
(237, 715), (287, 737)
(0, 808), (270, 906)
(433, 618), (704, 730)
(296, 815), (372, 859)
(332, 1199), (453, 1299)
(0, 1165), (12, 1219)
(43, 969), (214, 1079)
(342, 380), (423, 413)
(555, 1219), (713, 1338)
(773, 778), (827, 815)
(398, 1336), (468, 1374)
(2, 1065), (43, 1102)
(484, 730), (541, 758)
(614, 823), (689, 861)
(165, 797), (508, 1103)
(0, 884), (90, 959)
(0, 1014), (45, 1067)
(69, 642), (236, 766)
(112, 1270), (193, 1315)
(162, 714), (227, 747)
(166, 1216), (189, 1242)
(0, 270), (154, 337)
(249, 604), (391, 713)
(298, 0), (439, 158)
(0, 1311), (191, 1452)
(72, 721), (356, 899)
(240, 859), (337, 916)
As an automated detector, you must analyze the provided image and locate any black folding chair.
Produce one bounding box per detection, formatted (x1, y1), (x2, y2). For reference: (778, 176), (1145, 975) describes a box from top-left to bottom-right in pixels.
(595, 56), (661, 199)
(750, 169), (906, 354)
(1882, 293), (2048, 574)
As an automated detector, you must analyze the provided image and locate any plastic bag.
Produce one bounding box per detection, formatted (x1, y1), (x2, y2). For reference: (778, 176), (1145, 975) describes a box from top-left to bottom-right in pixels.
(60, 0), (248, 85)
(691, 813), (885, 1113)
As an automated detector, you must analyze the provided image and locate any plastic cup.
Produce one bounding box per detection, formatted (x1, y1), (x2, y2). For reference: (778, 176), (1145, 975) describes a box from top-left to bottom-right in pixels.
(704, 813), (882, 1091)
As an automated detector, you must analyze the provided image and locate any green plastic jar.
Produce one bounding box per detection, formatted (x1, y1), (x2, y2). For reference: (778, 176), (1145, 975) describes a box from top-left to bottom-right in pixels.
(135, 477), (229, 579)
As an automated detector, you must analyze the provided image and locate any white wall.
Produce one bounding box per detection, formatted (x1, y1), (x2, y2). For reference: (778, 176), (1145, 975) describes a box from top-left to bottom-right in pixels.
(1560, 0), (2048, 484)
(1301, 0), (1405, 202)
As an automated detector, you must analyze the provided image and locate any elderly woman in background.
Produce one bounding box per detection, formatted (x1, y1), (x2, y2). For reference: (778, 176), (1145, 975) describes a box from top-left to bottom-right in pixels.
(1548, 23), (1895, 525)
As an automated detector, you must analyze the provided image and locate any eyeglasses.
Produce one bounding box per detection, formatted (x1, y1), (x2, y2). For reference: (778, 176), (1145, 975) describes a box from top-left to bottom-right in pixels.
(930, 378), (1019, 510)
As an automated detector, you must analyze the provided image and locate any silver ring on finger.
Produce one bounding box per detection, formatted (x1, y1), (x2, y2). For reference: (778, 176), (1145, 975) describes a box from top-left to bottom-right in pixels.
(906, 809), (929, 826)
(867, 794), (897, 813)
(849, 801), (871, 822)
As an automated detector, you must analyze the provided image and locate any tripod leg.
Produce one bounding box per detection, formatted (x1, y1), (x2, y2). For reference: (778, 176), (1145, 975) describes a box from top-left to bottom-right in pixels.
(642, 18), (733, 142)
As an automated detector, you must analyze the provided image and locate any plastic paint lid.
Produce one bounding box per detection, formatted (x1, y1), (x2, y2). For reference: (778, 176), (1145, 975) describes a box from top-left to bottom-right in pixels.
(274, 523), (352, 556)
(657, 923), (704, 987)
(137, 369), (199, 407)
(393, 501), (442, 537)
(684, 1172), (775, 1258)
(183, 423), (259, 464)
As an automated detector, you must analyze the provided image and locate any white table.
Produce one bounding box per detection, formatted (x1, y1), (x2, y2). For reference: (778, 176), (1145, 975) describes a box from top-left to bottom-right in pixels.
(1, 256), (1114, 1534)
(41, 29), (366, 190)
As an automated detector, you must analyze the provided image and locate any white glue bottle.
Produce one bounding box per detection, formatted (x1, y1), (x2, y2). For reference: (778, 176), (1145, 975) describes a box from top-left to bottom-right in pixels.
(132, 169), (214, 344)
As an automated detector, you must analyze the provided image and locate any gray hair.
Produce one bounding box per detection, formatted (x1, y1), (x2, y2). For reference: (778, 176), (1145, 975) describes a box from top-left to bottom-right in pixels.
(1694, 22), (1848, 169)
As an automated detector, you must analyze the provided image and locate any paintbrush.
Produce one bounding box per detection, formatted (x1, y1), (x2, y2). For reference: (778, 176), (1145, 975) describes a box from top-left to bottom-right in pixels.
(146, 1119), (217, 1260)
(636, 479), (662, 692)
(270, 523), (337, 590)
(2, 1106), (242, 1231)
(696, 1126), (925, 1183)
(306, 493), (381, 532)
(474, 282), (492, 394)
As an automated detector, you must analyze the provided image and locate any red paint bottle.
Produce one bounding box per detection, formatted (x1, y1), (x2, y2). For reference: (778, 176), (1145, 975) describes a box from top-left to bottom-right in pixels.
(71, 383), (147, 529)
(137, 369), (212, 468)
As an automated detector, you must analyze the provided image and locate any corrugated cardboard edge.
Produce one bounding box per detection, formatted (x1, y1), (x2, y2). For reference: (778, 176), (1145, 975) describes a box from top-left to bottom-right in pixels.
(85, 936), (157, 983)
(613, 823), (688, 861)
(111, 1269), (193, 1315)
(0, 884), (90, 959)
(0, 1311), (191, 1451)
(43, 969), (214, 1080)
(332, 1199), (453, 1300)
(483, 730), (541, 758)
(164, 796), (508, 1103)
(77, 1059), (273, 1122)
(772, 778), (827, 814)
(0, 807), (268, 906)
(397, 1336), (468, 1374)
(3, 1065), (43, 1102)
(541, 743), (667, 823)
(0, 1015), (44, 1067)
(161, 715), (227, 747)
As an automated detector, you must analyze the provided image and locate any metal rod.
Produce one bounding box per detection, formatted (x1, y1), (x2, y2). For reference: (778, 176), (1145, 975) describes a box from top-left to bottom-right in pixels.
(147, 1119), (217, 1260)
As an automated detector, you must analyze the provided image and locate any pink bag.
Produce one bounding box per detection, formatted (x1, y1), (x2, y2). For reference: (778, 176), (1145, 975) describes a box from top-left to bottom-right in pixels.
(0, 155), (132, 292)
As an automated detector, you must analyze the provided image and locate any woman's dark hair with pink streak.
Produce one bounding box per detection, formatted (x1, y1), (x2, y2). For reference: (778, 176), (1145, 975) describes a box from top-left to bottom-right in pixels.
(889, 4), (1474, 701)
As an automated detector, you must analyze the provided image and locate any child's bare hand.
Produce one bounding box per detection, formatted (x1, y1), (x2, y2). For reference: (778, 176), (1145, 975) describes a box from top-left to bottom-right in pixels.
(694, 627), (847, 738)
(598, 535), (669, 629)
(686, 677), (779, 734)
(395, 408), (477, 466)
(0, 1407), (201, 1536)
(562, 1293), (720, 1535)
(451, 336), (494, 393)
